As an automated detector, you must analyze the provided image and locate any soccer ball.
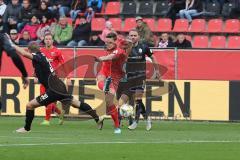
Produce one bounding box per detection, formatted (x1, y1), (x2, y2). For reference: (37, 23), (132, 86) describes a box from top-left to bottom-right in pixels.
(119, 104), (134, 118)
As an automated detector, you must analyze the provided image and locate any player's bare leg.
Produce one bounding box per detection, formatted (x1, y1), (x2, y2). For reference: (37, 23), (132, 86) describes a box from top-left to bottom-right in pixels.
(97, 75), (121, 133)
(96, 75), (106, 91)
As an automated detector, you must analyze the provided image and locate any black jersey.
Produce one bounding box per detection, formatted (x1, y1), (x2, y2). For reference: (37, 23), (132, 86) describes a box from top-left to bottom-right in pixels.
(33, 52), (72, 106)
(33, 52), (67, 94)
(32, 52), (55, 89)
(126, 42), (153, 80)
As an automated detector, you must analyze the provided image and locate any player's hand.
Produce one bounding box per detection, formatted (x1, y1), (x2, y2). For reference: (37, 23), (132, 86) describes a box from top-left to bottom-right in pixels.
(33, 78), (39, 84)
(94, 57), (101, 62)
(22, 77), (29, 89)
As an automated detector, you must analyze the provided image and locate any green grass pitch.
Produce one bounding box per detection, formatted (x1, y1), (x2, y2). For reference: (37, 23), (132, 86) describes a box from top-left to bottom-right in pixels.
(1, 116), (240, 160)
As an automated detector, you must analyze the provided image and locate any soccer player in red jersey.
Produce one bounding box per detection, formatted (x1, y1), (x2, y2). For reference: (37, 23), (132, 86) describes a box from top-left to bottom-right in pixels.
(95, 32), (132, 134)
(39, 33), (69, 125)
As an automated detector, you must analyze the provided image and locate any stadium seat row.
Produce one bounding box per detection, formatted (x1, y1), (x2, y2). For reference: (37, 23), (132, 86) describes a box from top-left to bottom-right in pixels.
(91, 1), (237, 18)
(192, 35), (240, 49)
(90, 18), (240, 33)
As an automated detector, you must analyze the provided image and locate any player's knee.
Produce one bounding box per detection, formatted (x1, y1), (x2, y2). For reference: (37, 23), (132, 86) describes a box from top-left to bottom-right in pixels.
(97, 81), (104, 90)
(106, 100), (113, 107)
(26, 103), (34, 110)
(119, 94), (129, 106)
(109, 88), (116, 95)
(106, 99), (114, 107)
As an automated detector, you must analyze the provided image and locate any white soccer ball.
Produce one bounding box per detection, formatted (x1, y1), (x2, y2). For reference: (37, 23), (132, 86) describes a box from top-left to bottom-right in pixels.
(119, 104), (134, 118)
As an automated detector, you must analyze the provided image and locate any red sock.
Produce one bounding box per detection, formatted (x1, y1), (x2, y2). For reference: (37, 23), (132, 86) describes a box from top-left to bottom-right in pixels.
(98, 81), (104, 90)
(45, 104), (53, 121)
(108, 105), (119, 128)
(52, 103), (61, 115)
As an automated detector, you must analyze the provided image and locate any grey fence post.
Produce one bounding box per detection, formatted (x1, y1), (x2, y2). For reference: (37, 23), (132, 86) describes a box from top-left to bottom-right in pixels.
(174, 47), (178, 80)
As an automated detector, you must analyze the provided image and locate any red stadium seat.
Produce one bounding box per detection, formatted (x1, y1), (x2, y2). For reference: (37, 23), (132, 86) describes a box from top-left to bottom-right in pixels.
(155, 18), (172, 32)
(223, 19), (240, 33)
(121, 18), (136, 32)
(143, 18), (155, 31)
(185, 35), (192, 42)
(188, 19), (206, 33)
(91, 18), (106, 31)
(109, 18), (122, 31)
(210, 36), (226, 48)
(193, 35), (209, 48)
(228, 36), (240, 49)
(173, 19), (189, 32)
(105, 2), (121, 15)
(207, 19), (223, 33)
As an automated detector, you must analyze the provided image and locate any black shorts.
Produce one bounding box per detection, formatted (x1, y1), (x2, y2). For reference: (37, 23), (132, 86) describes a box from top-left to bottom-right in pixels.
(117, 78), (145, 100)
(36, 76), (73, 106)
(36, 88), (73, 106)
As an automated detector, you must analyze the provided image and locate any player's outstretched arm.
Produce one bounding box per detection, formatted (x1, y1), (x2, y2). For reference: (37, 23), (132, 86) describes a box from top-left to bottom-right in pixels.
(12, 44), (33, 60)
(96, 54), (117, 62)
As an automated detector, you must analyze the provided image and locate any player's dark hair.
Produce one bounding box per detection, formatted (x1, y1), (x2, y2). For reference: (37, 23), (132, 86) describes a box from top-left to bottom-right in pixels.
(28, 41), (40, 53)
(106, 32), (117, 41)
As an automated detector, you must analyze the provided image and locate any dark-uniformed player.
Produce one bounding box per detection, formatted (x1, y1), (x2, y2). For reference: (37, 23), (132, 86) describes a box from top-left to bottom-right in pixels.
(117, 29), (160, 131)
(0, 33), (29, 115)
(10, 41), (103, 133)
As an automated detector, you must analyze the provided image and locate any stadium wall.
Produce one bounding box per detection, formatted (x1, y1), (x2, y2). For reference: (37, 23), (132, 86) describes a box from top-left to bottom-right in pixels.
(0, 48), (240, 121)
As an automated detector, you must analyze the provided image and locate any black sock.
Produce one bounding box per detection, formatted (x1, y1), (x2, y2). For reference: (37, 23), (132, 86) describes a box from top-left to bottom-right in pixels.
(135, 102), (142, 123)
(136, 99), (148, 120)
(118, 109), (122, 126)
(79, 102), (99, 123)
(128, 116), (133, 125)
(24, 110), (35, 131)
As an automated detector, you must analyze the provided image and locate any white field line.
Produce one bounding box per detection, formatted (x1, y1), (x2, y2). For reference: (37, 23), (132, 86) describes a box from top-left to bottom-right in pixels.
(1, 140), (240, 147)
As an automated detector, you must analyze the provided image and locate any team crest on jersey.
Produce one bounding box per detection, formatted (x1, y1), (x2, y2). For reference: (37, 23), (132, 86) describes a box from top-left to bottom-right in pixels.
(139, 48), (143, 53)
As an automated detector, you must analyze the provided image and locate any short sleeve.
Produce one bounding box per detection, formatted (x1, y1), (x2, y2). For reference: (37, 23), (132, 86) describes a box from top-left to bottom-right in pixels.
(145, 45), (153, 57)
(114, 49), (127, 60)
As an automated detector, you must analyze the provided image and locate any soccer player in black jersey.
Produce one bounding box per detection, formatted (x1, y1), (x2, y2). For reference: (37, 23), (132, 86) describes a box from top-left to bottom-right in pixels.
(0, 33), (29, 115)
(117, 29), (160, 131)
(10, 42), (103, 133)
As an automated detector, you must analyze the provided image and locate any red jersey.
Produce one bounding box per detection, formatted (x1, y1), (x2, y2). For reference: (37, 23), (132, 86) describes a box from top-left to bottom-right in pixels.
(40, 46), (64, 70)
(100, 47), (127, 78)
